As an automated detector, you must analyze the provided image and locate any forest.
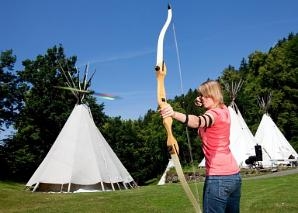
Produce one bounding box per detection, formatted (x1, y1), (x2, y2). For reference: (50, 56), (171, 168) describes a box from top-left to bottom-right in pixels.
(0, 33), (297, 185)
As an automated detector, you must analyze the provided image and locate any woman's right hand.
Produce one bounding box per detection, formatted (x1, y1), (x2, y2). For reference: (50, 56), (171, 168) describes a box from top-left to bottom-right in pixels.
(194, 96), (203, 107)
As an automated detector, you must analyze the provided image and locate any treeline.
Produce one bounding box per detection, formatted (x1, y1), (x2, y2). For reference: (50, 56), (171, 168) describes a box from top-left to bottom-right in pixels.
(0, 33), (297, 185)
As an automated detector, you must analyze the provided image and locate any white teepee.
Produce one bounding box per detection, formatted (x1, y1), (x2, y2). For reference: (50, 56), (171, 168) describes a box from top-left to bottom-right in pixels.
(157, 159), (174, 185)
(26, 104), (136, 192)
(254, 95), (298, 166)
(255, 113), (297, 160)
(228, 103), (257, 167)
(26, 65), (136, 192)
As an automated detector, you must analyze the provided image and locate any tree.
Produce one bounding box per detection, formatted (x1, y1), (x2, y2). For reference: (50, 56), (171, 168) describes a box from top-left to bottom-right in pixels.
(220, 33), (298, 151)
(0, 50), (27, 133)
(4, 45), (107, 180)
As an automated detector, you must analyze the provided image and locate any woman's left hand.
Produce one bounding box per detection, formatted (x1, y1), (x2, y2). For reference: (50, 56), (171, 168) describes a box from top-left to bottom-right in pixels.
(159, 103), (175, 118)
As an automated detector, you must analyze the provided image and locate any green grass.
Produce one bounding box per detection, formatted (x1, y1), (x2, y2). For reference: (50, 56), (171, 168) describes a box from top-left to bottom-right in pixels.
(0, 173), (298, 213)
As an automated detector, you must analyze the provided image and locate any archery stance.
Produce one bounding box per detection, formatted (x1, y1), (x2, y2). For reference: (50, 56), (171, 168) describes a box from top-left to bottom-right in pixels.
(160, 80), (242, 213)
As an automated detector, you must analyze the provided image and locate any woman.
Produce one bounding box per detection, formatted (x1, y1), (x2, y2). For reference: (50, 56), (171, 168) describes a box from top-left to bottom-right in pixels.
(160, 80), (241, 213)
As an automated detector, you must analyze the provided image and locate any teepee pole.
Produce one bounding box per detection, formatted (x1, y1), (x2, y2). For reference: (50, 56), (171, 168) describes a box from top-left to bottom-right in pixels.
(32, 182), (39, 192)
(116, 182), (121, 190)
(100, 181), (105, 191)
(67, 182), (71, 192)
(111, 182), (115, 191)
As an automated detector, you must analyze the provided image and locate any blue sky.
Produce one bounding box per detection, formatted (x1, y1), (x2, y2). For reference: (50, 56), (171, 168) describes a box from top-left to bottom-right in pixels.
(1, 0), (298, 120)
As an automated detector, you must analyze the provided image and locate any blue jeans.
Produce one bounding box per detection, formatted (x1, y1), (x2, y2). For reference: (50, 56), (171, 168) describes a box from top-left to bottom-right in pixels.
(203, 173), (242, 213)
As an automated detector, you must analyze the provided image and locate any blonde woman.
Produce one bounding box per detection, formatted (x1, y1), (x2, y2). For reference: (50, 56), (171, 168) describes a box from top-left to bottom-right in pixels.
(160, 80), (241, 213)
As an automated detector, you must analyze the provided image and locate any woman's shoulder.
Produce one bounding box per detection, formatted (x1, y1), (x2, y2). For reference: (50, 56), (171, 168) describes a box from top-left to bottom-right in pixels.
(206, 104), (229, 119)
(207, 104), (228, 113)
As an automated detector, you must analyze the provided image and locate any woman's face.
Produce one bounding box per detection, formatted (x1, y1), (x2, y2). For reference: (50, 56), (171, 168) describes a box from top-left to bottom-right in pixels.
(195, 90), (219, 109)
(201, 96), (216, 109)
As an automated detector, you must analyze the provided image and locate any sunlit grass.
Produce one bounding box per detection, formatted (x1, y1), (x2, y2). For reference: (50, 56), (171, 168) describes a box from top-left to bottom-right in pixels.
(0, 172), (297, 213)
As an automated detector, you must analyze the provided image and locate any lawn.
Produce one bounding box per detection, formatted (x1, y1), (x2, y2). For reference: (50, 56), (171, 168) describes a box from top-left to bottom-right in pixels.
(0, 172), (297, 213)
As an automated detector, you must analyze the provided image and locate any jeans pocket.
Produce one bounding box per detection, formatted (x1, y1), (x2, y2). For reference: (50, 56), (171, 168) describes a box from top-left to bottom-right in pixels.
(219, 180), (234, 197)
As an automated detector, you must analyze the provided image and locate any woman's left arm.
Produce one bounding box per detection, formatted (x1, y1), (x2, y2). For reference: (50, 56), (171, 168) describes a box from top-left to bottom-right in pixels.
(160, 104), (214, 128)
(173, 112), (214, 129)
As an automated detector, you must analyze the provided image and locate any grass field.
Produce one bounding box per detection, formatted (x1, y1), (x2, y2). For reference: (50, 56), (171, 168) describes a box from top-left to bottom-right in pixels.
(0, 172), (297, 213)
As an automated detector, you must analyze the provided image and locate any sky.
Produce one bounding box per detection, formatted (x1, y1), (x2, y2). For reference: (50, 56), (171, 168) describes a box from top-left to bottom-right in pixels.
(1, 0), (298, 120)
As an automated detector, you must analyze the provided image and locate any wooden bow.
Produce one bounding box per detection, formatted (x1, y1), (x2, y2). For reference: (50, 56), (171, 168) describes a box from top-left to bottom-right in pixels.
(155, 5), (201, 213)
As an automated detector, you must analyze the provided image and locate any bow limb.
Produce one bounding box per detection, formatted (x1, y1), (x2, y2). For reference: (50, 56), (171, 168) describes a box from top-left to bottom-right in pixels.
(155, 5), (201, 213)
(155, 5), (178, 155)
(156, 61), (179, 154)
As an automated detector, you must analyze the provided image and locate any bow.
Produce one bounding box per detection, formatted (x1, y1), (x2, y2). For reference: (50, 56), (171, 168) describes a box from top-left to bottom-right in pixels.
(155, 5), (201, 213)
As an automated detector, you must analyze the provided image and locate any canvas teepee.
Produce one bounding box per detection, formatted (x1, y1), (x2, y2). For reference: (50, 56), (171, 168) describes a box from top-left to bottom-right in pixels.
(228, 104), (257, 167)
(226, 81), (258, 167)
(254, 94), (298, 166)
(157, 159), (174, 185)
(26, 65), (136, 192)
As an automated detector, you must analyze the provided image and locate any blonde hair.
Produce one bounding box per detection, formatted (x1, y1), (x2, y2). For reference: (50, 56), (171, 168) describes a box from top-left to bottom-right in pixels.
(198, 80), (224, 104)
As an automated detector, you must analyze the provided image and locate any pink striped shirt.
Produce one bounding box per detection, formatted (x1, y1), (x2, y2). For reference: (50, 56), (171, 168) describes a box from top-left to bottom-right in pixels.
(198, 105), (239, 176)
